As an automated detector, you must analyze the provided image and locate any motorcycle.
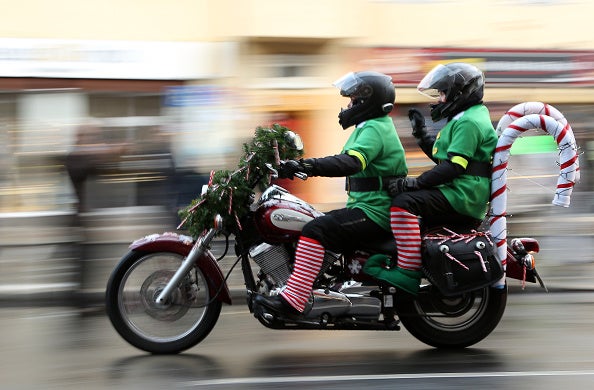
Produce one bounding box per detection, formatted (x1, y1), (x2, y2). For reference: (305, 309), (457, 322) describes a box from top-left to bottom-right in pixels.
(105, 124), (548, 354)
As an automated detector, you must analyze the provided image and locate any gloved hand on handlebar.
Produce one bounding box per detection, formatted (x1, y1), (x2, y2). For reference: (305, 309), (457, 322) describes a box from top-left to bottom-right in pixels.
(278, 154), (362, 179)
(278, 159), (315, 180)
(387, 177), (420, 197)
(408, 108), (427, 139)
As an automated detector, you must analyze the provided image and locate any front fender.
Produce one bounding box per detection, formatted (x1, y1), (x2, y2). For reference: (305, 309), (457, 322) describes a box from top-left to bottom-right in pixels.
(130, 232), (232, 304)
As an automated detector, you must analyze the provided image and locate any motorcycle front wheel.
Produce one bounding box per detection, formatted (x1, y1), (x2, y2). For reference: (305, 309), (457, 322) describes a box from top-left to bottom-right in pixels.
(105, 250), (222, 354)
(394, 284), (507, 349)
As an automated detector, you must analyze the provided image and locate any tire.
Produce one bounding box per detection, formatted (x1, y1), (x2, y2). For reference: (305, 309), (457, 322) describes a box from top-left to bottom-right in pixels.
(394, 284), (507, 349)
(105, 250), (222, 354)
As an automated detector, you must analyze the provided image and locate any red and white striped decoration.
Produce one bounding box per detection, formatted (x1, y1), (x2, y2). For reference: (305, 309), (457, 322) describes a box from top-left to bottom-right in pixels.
(490, 102), (580, 266)
(495, 101), (580, 183)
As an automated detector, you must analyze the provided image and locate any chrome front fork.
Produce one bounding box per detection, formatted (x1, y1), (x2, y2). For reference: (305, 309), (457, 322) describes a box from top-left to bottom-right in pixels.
(155, 226), (219, 305)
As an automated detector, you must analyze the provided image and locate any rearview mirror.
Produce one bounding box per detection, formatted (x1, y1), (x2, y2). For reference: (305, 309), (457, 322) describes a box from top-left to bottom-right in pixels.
(284, 131), (304, 151)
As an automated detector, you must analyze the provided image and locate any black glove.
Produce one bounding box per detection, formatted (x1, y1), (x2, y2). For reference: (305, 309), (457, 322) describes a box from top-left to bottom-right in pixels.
(278, 159), (315, 179)
(278, 160), (305, 180)
(408, 108), (427, 139)
(387, 177), (420, 197)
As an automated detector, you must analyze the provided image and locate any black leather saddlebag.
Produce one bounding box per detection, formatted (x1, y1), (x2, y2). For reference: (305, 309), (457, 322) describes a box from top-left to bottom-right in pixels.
(422, 228), (503, 296)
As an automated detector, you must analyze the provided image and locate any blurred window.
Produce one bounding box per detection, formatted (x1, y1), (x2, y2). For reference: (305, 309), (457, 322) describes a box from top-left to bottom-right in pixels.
(89, 93), (162, 144)
(251, 53), (328, 89)
(89, 93), (161, 119)
(248, 41), (330, 89)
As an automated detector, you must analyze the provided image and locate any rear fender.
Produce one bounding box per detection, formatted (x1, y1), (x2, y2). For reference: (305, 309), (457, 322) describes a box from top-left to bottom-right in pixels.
(129, 232), (232, 304)
(505, 238), (540, 284)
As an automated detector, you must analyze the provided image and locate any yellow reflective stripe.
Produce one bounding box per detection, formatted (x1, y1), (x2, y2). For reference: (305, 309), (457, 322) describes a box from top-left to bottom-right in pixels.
(451, 155), (469, 169)
(347, 150), (367, 170)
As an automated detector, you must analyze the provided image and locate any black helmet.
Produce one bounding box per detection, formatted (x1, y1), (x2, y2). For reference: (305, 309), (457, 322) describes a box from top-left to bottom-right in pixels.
(417, 63), (484, 122)
(333, 71), (395, 130)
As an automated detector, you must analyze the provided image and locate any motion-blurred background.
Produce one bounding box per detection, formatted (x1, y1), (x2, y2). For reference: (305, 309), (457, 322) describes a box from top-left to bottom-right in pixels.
(0, 0), (592, 303)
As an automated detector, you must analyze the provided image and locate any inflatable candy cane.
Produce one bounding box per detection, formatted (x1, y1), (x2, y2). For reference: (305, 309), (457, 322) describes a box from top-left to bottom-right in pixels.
(489, 103), (580, 271)
(495, 102), (580, 182)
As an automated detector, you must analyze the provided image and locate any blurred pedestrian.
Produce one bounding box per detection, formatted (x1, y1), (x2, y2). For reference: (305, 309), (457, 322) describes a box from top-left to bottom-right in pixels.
(66, 121), (125, 213)
(65, 120), (126, 308)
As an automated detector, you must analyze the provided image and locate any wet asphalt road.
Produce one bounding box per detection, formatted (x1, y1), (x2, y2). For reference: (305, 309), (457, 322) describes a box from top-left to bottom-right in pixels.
(1, 292), (594, 389)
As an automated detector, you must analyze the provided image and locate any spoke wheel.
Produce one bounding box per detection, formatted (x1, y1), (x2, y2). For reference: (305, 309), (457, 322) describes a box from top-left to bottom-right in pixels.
(395, 284), (507, 349)
(106, 251), (222, 354)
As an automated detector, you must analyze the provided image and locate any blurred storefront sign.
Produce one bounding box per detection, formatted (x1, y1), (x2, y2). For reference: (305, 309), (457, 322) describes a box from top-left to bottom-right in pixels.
(0, 38), (237, 80)
(356, 47), (594, 86)
(163, 85), (236, 172)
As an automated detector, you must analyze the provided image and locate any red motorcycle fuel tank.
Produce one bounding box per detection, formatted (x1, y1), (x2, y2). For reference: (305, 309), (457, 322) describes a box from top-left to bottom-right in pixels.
(254, 185), (324, 243)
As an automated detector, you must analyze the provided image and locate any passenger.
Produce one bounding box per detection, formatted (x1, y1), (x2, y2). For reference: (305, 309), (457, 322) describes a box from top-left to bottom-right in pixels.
(364, 62), (499, 294)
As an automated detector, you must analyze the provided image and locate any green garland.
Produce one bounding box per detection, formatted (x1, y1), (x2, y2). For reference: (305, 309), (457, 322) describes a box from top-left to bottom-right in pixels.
(178, 123), (304, 237)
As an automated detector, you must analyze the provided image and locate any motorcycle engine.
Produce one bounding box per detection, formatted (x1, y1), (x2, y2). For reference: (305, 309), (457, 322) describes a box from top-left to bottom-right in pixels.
(249, 243), (292, 286)
(249, 242), (341, 288)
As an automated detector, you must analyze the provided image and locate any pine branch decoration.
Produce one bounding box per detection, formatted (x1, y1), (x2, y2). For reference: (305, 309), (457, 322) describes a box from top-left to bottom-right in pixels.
(179, 123), (304, 237)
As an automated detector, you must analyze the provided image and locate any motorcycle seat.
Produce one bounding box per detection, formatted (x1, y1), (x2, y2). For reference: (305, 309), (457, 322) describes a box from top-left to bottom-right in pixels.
(358, 235), (398, 256)
(357, 216), (483, 257)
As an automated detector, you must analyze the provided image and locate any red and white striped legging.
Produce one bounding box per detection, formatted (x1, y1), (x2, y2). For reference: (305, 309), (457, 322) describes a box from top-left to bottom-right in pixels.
(390, 206), (422, 271)
(281, 237), (325, 312)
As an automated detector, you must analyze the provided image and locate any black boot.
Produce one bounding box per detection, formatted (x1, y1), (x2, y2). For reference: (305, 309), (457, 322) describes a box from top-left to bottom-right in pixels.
(254, 294), (302, 316)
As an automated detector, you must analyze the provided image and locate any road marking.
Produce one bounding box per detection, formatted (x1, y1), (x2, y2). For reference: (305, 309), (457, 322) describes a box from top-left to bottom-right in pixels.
(182, 370), (594, 387)
(220, 309), (250, 316)
(0, 283), (76, 292)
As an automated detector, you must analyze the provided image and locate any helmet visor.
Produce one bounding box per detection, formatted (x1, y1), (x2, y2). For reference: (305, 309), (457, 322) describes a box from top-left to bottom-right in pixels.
(417, 64), (449, 100)
(333, 72), (372, 98)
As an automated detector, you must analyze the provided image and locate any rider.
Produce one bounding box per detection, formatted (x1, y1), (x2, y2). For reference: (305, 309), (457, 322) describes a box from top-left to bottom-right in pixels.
(364, 62), (499, 295)
(255, 70), (408, 316)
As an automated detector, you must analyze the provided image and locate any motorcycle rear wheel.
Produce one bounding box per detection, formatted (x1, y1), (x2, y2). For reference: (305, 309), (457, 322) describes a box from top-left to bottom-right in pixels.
(105, 250), (222, 354)
(395, 284), (507, 349)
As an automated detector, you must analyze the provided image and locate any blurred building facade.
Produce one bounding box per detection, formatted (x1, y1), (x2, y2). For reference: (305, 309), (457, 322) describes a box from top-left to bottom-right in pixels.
(0, 0), (593, 212)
